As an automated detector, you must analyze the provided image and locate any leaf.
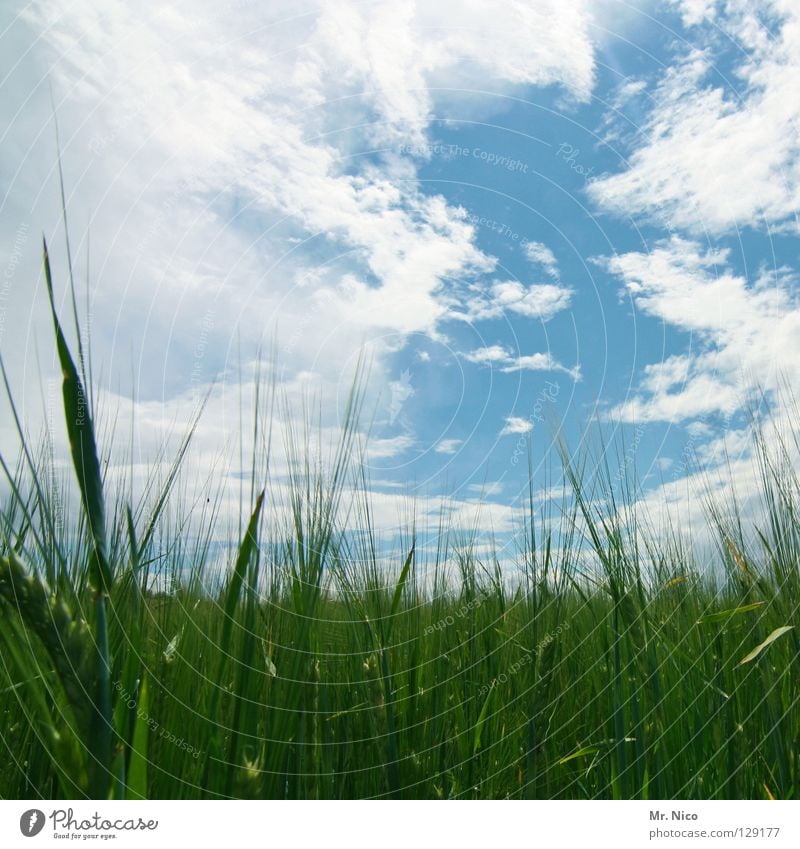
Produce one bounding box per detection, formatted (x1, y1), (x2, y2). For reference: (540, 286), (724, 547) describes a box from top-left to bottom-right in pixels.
(207, 490), (265, 746)
(125, 676), (149, 800)
(125, 505), (139, 569)
(559, 738), (636, 766)
(739, 626), (793, 665)
(697, 602), (765, 624)
(390, 544), (415, 622)
(473, 682), (495, 756)
(42, 238), (110, 592)
(559, 746), (600, 765)
(222, 491), (265, 639)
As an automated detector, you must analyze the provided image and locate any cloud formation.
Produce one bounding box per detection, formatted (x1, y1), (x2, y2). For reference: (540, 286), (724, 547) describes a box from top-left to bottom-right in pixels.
(591, 1), (800, 233)
(465, 345), (580, 380)
(600, 237), (800, 423)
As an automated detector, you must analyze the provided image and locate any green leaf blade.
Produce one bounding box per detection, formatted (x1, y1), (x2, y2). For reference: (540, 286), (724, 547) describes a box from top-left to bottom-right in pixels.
(697, 602), (765, 625)
(125, 676), (149, 800)
(42, 237), (109, 592)
(739, 626), (794, 665)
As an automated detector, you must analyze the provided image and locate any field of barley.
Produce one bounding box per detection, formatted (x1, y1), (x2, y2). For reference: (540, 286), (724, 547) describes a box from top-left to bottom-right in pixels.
(0, 244), (798, 800)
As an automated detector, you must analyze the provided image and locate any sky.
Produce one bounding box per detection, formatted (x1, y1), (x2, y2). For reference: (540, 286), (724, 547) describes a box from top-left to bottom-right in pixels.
(2, 0), (800, 557)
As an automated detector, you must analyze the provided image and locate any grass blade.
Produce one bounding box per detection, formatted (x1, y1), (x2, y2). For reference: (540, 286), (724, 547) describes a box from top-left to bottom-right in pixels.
(221, 490), (265, 650)
(125, 676), (149, 799)
(697, 602), (765, 625)
(559, 746), (600, 765)
(739, 626), (794, 666)
(42, 237), (109, 592)
(388, 543), (414, 635)
(473, 682), (495, 756)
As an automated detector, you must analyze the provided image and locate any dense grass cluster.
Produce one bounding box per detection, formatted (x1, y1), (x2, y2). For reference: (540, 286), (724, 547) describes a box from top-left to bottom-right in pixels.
(0, 242), (799, 800)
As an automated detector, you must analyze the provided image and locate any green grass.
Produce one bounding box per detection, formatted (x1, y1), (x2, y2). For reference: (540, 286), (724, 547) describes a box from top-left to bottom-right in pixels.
(0, 239), (799, 800)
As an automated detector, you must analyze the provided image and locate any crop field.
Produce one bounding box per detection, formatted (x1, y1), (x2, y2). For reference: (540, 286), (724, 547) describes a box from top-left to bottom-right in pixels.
(0, 246), (798, 801)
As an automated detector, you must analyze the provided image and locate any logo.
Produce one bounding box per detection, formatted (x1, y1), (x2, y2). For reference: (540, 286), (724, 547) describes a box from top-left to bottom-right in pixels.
(19, 810), (45, 837)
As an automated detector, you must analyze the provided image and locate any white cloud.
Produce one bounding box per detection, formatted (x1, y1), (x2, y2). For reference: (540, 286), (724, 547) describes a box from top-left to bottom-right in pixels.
(366, 433), (417, 459)
(303, 0), (596, 150)
(640, 355), (693, 395)
(502, 353), (582, 380)
(434, 438), (462, 454)
(1, 0), (597, 401)
(687, 420), (714, 438)
(464, 345), (580, 379)
(386, 370), (415, 424)
(467, 481), (504, 496)
(463, 345), (512, 364)
(600, 236), (800, 423)
(492, 281), (573, 319)
(500, 416), (534, 436)
(614, 78), (647, 105)
(458, 280), (573, 322)
(669, 0), (718, 26)
(590, 2), (800, 233)
(0, 0), (601, 516)
(522, 241), (559, 277)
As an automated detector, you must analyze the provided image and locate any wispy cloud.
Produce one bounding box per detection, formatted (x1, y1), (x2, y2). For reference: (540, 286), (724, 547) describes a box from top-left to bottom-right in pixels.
(0, 0), (599, 512)
(464, 345), (581, 380)
(590, 3), (800, 233)
(501, 353), (581, 381)
(434, 438), (462, 455)
(2, 0), (596, 402)
(522, 241), (559, 278)
(467, 480), (504, 496)
(599, 236), (800, 423)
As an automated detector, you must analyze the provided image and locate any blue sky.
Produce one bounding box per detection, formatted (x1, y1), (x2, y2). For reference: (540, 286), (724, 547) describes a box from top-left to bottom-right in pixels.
(2, 0), (800, 548)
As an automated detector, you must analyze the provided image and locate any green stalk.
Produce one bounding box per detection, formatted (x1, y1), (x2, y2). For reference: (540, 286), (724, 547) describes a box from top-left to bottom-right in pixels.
(43, 237), (112, 798)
